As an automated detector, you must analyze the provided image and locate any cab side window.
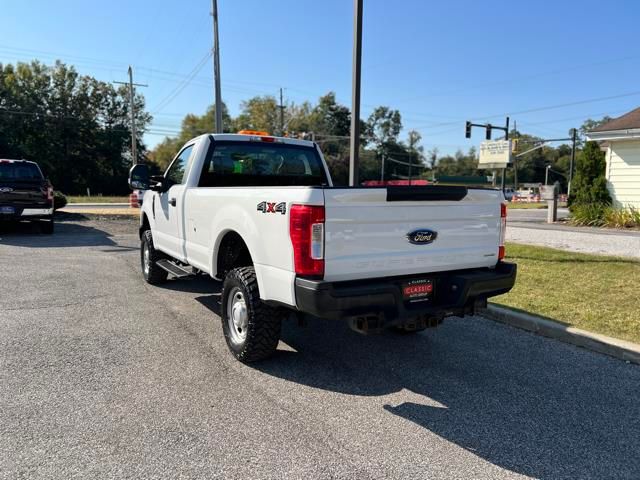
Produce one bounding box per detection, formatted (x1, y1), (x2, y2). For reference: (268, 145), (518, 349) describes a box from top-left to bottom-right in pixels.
(166, 145), (194, 185)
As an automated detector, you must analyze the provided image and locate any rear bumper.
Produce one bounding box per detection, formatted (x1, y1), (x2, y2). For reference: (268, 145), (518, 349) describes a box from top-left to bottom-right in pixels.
(0, 206), (53, 220)
(294, 262), (517, 322)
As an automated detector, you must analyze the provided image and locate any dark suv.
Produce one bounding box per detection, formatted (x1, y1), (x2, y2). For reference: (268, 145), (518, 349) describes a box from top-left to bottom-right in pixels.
(0, 159), (54, 234)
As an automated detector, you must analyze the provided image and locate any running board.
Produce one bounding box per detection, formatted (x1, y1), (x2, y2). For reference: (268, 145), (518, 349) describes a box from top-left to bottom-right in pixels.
(155, 259), (194, 278)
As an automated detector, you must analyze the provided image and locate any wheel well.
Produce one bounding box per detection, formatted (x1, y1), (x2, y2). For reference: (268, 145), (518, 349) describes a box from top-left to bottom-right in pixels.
(216, 231), (253, 278)
(140, 213), (150, 238)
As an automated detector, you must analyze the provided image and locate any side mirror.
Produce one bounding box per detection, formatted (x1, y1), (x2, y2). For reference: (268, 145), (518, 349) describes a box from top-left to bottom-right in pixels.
(128, 164), (150, 190)
(149, 174), (166, 192)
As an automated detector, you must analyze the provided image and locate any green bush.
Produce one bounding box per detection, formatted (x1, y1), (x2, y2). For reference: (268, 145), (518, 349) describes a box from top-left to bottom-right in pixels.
(53, 191), (67, 210)
(568, 141), (611, 209)
(603, 206), (640, 228)
(571, 204), (640, 229)
(570, 203), (607, 227)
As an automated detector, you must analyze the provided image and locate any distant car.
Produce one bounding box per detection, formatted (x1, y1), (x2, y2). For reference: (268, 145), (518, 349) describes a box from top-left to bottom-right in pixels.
(0, 159), (54, 233)
(503, 187), (516, 201)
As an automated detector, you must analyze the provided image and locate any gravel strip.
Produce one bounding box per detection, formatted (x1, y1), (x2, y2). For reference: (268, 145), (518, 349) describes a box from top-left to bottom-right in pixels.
(507, 225), (640, 258)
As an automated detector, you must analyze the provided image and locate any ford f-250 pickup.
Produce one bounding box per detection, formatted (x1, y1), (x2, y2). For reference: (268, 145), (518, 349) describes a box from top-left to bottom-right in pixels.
(128, 131), (516, 362)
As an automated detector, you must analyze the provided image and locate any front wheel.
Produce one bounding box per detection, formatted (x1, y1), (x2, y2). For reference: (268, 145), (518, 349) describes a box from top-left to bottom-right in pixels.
(141, 230), (168, 285)
(221, 266), (282, 363)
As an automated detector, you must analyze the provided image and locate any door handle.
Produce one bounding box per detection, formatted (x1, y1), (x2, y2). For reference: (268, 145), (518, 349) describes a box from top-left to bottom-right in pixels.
(169, 197), (177, 207)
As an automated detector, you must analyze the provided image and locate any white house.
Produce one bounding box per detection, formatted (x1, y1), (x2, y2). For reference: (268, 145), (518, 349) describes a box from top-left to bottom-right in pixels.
(587, 107), (640, 208)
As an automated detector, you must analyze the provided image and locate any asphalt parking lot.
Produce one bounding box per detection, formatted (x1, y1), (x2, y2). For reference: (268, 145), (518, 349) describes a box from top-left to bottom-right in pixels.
(1, 215), (639, 479)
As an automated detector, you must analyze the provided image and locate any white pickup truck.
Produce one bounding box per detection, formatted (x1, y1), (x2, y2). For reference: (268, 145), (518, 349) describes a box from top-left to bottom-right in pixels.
(129, 131), (516, 362)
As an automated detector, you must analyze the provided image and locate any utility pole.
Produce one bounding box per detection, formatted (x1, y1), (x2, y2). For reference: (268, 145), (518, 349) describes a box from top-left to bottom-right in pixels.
(114, 66), (147, 165)
(349, 0), (363, 186)
(501, 116), (510, 193)
(211, 0), (223, 133)
(568, 128), (577, 197)
(513, 120), (519, 190)
(278, 87), (285, 136)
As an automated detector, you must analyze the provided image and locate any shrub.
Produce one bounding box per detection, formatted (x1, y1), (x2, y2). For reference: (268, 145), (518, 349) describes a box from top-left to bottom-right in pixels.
(53, 191), (67, 210)
(602, 206), (640, 229)
(570, 203), (607, 227)
(571, 204), (640, 229)
(568, 141), (611, 209)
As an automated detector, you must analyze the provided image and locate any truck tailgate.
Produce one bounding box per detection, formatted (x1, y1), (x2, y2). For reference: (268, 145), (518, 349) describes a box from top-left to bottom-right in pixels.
(0, 180), (48, 206)
(323, 187), (504, 282)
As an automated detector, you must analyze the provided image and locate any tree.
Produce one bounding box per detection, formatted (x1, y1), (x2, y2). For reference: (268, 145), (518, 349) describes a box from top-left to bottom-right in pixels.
(148, 103), (232, 169)
(234, 95), (279, 133)
(568, 141), (611, 208)
(309, 92), (351, 137)
(0, 60), (150, 194)
(366, 106), (402, 151)
(577, 116), (612, 144)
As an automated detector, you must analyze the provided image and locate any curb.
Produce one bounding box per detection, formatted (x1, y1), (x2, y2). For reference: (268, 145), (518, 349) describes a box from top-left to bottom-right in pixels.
(481, 305), (640, 365)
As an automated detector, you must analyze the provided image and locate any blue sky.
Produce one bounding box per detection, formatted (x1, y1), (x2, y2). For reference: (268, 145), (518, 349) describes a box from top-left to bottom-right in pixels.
(2, 0), (640, 154)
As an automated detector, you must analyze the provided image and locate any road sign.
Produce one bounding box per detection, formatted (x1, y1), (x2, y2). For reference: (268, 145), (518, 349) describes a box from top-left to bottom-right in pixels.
(479, 140), (512, 169)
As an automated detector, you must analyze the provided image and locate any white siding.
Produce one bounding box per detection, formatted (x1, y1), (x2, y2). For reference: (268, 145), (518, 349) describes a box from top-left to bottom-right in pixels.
(607, 140), (640, 208)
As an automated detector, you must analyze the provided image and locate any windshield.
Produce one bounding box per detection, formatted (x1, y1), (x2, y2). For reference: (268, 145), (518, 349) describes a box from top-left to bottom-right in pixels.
(199, 141), (328, 187)
(0, 162), (43, 181)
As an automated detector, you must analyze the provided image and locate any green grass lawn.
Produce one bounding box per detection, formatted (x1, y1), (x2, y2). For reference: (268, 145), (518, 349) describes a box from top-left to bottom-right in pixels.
(507, 202), (568, 209)
(507, 203), (547, 209)
(493, 243), (640, 343)
(67, 196), (130, 203)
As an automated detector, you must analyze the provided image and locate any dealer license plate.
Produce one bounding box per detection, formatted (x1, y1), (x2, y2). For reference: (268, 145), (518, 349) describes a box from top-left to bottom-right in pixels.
(402, 279), (434, 303)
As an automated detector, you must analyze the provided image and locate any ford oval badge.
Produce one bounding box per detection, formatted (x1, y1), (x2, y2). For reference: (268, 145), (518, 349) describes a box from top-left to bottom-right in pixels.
(407, 229), (437, 245)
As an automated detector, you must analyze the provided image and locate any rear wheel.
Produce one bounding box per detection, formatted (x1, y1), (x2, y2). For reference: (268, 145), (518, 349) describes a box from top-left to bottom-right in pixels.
(141, 230), (168, 285)
(221, 266), (282, 362)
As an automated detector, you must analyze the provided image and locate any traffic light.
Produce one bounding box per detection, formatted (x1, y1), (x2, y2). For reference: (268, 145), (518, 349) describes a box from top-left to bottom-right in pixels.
(465, 121), (472, 138)
(486, 124), (492, 140)
(512, 138), (519, 153)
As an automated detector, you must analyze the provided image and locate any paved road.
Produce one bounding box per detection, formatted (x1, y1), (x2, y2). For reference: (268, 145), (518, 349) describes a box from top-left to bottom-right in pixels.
(507, 207), (569, 223)
(62, 203), (130, 211)
(1, 218), (639, 479)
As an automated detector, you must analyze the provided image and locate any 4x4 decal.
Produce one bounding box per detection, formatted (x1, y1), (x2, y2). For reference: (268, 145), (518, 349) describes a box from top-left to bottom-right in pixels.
(257, 201), (286, 215)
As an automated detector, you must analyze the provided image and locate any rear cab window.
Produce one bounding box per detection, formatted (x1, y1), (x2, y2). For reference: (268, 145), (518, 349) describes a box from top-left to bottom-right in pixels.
(0, 162), (43, 181)
(198, 141), (328, 187)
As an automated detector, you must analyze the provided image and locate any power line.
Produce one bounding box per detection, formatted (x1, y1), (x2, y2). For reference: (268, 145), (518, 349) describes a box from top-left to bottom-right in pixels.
(393, 54), (640, 105)
(409, 90), (640, 131)
(150, 52), (212, 114)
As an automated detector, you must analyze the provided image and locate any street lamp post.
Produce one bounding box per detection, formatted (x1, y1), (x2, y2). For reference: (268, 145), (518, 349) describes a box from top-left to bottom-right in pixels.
(545, 165), (551, 185)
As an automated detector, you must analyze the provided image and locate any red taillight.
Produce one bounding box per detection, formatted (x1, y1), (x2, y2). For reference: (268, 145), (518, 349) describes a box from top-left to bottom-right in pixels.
(289, 204), (325, 277)
(499, 202), (507, 260)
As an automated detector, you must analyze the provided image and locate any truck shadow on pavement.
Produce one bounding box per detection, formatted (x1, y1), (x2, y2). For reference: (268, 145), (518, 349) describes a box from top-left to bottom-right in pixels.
(0, 219), (134, 250)
(254, 315), (640, 479)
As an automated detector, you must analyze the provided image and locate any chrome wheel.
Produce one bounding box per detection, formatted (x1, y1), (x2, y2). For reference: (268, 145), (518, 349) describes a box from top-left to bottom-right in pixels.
(143, 241), (150, 276)
(226, 287), (248, 345)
